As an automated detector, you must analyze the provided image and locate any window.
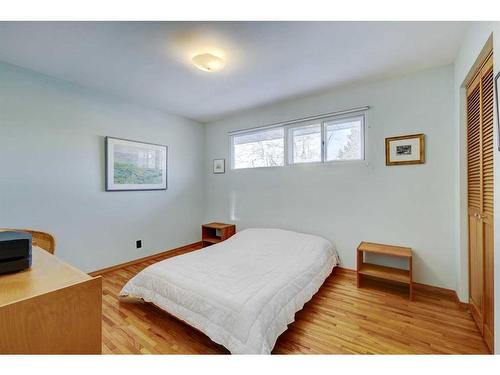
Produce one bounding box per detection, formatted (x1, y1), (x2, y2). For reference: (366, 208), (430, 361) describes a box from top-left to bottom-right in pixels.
(325, 116), (364, 161)
(289, 123), (322, 164)
(232, 127), (284, 169)
(230, 112), (365, 169)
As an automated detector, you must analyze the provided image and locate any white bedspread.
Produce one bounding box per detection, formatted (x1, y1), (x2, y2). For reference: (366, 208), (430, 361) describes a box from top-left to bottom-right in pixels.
(120, 228), (338, 354)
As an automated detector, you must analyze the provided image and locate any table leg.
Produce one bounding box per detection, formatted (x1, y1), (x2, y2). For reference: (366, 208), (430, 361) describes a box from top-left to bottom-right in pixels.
(356, 250), (362, 288)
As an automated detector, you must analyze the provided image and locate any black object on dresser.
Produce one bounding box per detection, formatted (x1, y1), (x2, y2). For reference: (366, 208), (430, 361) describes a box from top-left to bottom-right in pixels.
(0, 231), (32, 275)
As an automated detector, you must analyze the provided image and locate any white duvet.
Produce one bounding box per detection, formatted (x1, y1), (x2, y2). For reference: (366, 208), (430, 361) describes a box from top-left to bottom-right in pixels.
(120, 228), (338, 354)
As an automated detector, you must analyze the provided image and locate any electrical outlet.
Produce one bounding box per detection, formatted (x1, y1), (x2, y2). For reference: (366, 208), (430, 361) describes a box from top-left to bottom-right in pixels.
(136, 240), (142, 249)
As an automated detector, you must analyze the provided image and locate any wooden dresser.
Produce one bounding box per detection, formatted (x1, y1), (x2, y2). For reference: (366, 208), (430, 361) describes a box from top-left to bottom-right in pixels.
(0, 247), (102, 354)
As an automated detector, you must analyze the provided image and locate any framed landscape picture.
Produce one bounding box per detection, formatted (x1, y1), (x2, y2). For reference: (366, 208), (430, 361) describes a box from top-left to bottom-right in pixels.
(105, 137), (167, 191)
(385, 133), (425, 166)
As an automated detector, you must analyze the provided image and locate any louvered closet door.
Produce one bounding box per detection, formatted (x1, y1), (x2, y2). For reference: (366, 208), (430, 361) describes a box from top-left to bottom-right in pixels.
(481, 55), (494, 351)
(467, 72), (483, 331)
(467, 51), (494, 353)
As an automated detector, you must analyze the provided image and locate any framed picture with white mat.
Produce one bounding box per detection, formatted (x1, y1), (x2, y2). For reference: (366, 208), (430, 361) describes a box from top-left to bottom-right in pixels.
(385, 134), (425, 166)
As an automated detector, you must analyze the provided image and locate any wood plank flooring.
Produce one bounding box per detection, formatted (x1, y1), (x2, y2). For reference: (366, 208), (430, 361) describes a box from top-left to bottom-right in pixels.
(99, 244), (489, 354)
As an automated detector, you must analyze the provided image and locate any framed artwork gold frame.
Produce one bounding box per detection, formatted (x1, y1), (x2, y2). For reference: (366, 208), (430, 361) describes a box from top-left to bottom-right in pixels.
(385, 133), (425, 166)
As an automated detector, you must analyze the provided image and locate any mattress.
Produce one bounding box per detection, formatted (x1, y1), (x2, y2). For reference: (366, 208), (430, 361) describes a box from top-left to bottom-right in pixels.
(119, 228), (338, 354)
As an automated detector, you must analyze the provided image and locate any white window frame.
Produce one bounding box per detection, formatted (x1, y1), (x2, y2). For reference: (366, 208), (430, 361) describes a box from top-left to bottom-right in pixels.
(230, 126), (286, 170)
(322, 113), (366, 164)
(287, 120), (324, 165)
(230, 111), (366, 170)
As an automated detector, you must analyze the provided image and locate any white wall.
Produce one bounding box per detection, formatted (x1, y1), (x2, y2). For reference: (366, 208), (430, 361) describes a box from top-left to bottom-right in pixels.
(0, 61), (205, 272)
(204, 65), (456, 290)
(453, 21), (500, 352)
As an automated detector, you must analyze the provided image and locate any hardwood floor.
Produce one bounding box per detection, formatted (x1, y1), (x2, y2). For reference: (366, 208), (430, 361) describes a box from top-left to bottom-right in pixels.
(99, 244), (489, 354)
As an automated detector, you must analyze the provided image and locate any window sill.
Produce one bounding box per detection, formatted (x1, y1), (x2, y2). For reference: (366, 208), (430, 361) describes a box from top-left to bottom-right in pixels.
(230, 159), (368, 171)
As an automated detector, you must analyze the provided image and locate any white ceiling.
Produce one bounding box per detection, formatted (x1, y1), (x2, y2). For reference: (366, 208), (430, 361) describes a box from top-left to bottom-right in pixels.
(0, 21), (469, 122)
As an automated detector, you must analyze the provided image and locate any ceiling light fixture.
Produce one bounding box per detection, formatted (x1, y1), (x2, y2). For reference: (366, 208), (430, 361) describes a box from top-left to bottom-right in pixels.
(192, 53), (225, 73)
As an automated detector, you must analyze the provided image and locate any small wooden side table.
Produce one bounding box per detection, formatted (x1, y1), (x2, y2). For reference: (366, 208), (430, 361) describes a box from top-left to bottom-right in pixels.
(202, 222), (236, 247)
(356, 241), (413, 300)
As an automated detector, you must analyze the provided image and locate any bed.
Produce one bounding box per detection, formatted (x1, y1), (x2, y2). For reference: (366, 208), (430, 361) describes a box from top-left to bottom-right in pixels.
(119, 228), (338, 354)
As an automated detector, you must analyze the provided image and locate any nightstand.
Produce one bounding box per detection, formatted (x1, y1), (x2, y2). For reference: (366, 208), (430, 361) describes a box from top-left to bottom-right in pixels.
(357, 241), (413, 300)
(202, 222), (236, 247)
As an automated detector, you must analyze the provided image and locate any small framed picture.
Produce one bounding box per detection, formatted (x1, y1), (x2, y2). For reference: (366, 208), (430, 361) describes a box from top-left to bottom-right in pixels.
(385, 134), (425, 166)
(213, 159), (225, 174)
(105, 137), (168, 191)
